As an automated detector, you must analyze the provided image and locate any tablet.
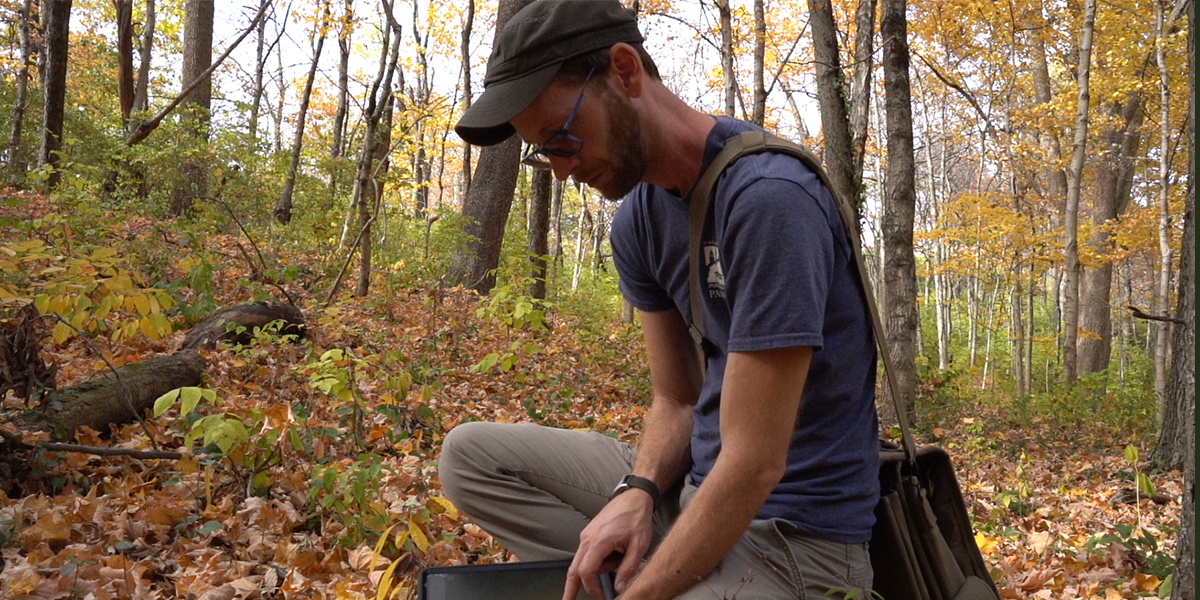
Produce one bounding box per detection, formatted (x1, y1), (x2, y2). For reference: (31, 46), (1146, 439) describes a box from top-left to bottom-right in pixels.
(417, 559), (615, 600)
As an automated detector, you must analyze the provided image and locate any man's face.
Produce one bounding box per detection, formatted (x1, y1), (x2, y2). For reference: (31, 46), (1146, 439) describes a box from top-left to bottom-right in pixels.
(511, 73), (647, 200)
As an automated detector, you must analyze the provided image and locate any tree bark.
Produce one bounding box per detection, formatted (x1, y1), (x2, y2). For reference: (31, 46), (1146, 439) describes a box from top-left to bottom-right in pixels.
(331, 0), (353, 164)
(849, 0), (877, 186)
(1078, 95), (1143, 382)
(350, 1), (400, 298)
(715, 0), (737, 117)
(4, 0), (34, 176)
(460, 0), (475, 198)
(528, 168), (552, 300)
(809, 0), (860, 215)
(38, 0), (72, 190)
(274, 3), (331, 225)
(751, 0), (766, 125)
(1152, 0), (1193, 474)
(116, 0), (135, 123)
(133, 0), (156, 116)
(249, 3), (268, 142)
(1154, 0), (1174, 414)
(1062, 0), (1096, 384)
(881, 0), (919, 423)
(451, 0), (536, 294)
(169, 0), (215, 216)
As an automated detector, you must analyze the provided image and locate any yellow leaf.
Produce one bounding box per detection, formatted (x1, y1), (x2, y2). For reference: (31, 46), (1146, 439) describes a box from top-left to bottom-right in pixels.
(133, 294), (151, 316)
(180, 454), (200, 474)
(428, 496), (460, 520)
(2, 564), (40, 595)
(370, 524), (397, 573)
(974, 532), (997, 555)
(140, 316), (156, 339)
(408, 518), (429, 553)
(1135, 573), (1161, 592)
(52, 321), (71, 344)
(375, 554), (405, 600)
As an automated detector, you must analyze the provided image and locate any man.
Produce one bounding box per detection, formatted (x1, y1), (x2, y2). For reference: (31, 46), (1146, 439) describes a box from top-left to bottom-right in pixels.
(439, 2), (879, 599)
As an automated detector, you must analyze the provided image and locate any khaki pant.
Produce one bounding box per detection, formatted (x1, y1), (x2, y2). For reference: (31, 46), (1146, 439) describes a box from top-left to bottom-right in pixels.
(438, 422), (873, 599)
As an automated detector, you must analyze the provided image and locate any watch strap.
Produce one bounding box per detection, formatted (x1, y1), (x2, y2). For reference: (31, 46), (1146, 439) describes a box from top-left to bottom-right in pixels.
(611, 474), (660, 505)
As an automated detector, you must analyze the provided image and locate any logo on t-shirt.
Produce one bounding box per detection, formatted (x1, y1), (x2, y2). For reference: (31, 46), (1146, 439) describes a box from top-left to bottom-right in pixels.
(703, 242), (726, 299)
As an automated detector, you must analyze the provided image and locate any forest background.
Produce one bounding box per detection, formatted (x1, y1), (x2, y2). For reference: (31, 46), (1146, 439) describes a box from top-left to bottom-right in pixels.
(0, 0), (1193, 598)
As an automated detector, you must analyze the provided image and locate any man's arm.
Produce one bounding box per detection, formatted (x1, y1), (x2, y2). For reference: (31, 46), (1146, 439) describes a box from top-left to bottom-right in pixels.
(564, 308), (701, 600)
(618, 344), (813, 600)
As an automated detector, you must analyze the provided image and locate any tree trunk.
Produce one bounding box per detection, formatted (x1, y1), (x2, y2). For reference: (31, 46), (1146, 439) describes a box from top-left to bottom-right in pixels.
(274, 4), (331, 225)
(451, 0), (535, 294)
(331, 0), (353, 165)
(460, 0), (475, 198)
(880, 0), (919, 423)
(116, 0), (135, 123)
(352, 4), (400, 298)
(809, 0), (859, 212)
(1154, 0), (1174, 414)
(849, 0), (877, 185)
(38, 0), (73, 190)
(1151, 0), (1193, 472)
(715, 0), (737, 117)
(249, 3), (268, 142)
(551, 179), (565, 261)
(133, 0), (156, 116)
(751, 0), (766, 125)
(170, 0), (215, 216)
(528, 168), (552, 300)
(1078, 95), (1143, 383)
(274, 35), (285, 153)
(1062, 0), (1096, 384)
(4, 0), (34, 176)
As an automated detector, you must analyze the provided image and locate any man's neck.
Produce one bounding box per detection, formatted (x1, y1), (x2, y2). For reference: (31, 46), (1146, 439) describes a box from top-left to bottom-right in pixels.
(639, 87), (719, 196)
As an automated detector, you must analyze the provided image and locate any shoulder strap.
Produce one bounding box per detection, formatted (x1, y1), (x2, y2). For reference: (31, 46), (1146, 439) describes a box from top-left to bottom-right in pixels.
(687, 129), (917, 462)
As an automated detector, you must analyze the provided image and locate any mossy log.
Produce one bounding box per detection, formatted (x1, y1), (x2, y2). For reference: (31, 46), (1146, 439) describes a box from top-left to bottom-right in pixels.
(182, 301), (305, 351)
(37, 350), (204, 441)
(20, 302), (305, 441)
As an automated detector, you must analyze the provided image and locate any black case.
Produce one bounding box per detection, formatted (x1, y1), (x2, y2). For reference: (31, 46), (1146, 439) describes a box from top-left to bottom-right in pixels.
(417, 559), (615, 600)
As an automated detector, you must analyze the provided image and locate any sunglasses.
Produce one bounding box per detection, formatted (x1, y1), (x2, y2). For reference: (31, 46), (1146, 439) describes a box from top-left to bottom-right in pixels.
(521, 67), (597, 170)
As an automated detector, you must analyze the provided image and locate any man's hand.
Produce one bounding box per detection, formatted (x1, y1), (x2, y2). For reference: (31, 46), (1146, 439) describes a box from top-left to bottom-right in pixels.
(563, 488), (655, 600)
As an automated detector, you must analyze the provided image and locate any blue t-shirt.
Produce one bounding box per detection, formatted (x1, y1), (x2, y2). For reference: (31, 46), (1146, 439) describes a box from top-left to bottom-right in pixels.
(610, 117), (880, 544)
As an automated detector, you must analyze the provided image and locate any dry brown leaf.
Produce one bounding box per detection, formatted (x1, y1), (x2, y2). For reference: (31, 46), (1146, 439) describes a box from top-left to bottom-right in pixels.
(196, 584), (237, 600)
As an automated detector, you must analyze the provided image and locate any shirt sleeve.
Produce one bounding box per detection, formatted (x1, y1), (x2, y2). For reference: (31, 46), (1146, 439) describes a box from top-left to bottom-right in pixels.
(611, 198), (676, 312)
(720, 175), (837, 352)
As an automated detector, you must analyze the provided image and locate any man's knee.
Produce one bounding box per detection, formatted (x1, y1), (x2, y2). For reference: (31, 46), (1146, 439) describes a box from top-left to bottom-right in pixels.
(438, 421), (495, 499)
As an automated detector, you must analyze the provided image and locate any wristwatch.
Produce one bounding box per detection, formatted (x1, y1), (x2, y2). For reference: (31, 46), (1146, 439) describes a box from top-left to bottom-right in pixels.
(610, 474), (660, 506)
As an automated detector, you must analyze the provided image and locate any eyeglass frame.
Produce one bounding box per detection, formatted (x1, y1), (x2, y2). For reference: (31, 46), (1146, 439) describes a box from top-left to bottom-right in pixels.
(520, 66), (597, 170)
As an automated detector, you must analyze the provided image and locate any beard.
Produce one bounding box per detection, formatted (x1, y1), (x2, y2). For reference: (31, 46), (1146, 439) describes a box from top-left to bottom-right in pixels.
(591, 90), (647, 201)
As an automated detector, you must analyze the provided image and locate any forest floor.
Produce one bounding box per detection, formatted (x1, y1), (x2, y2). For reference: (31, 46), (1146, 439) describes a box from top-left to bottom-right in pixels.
(0, 193), (1185, 600)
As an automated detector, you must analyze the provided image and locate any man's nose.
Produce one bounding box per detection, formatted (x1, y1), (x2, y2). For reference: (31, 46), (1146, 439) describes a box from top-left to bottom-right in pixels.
(549, 155), (579, 182)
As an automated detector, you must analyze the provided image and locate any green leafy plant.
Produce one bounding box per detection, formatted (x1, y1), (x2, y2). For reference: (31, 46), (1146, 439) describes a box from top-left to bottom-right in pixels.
(475, 281), (550, 332)
(306, 453), (394, 547)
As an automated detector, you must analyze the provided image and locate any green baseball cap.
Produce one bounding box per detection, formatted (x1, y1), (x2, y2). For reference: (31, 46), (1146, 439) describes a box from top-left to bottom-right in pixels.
(455, 0), (643, 147)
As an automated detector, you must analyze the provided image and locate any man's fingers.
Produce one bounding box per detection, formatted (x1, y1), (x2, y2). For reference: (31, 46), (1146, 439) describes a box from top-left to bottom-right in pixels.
(614, 537), (647, 593)
(562, 570), (582, 600)
(566, 540), (610, 600)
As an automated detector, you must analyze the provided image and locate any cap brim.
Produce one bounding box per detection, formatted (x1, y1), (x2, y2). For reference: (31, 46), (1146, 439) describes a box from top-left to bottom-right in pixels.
(455, 61), (562, 146)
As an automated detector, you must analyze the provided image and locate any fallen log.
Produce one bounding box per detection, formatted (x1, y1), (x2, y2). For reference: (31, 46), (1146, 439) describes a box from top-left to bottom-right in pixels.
(183, 301), (305, 351)
(36, 350), (203, 441)
(16, 302), (305, 441)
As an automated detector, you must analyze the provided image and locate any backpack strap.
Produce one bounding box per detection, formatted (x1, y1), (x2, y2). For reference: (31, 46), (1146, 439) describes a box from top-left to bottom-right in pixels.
(686, 129), (917, 463)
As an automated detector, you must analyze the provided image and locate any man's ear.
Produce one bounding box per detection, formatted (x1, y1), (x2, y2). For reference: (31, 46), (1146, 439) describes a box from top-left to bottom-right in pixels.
(609, 43), (644, 98)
